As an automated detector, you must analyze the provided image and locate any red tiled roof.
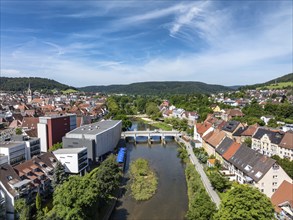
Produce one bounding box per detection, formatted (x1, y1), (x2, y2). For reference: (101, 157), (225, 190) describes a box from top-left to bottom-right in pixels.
(222, 142), (241, 160)
(205, 129), (226, 147)
(241, 124), (259, 136)
(271, 180), (293, 213)
(197, 123), (212, 136)
(22, 117), (39, 129)
(207, 159), (216, 165)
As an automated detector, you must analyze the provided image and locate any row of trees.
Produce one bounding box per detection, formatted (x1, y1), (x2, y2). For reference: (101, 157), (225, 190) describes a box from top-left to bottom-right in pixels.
(185, 163), (217, 220)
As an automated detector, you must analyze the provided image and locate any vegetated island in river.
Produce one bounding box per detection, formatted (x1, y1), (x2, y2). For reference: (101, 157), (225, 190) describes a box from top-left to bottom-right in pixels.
(130, 158), (158, 201)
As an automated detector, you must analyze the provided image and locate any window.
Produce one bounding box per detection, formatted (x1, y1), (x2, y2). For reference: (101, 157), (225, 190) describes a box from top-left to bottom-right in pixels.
(273, 175), (278, 179)
(261, 182), (264, 187)
(272, 189), (277, 192)
(261, 189), (264, 193)
(272, 182), (277, 186)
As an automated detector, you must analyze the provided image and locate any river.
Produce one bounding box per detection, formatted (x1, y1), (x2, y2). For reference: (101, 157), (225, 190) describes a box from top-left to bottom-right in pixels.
(110, 122), (188, 220)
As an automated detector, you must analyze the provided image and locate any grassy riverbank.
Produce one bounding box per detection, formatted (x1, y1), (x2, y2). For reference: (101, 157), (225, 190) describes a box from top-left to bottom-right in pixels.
(130, 158), (158, 201)
(152, 122), (172, 131)
(177, 144), (216, 220)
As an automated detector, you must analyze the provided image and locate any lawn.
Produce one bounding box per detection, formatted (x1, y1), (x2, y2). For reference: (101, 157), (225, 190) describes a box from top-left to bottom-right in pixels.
(257, 82), (293, 90)
(152, 122), (172, 131)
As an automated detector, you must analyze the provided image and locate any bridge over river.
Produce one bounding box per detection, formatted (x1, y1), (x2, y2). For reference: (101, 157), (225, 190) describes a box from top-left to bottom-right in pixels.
(122, 130), (181, 144)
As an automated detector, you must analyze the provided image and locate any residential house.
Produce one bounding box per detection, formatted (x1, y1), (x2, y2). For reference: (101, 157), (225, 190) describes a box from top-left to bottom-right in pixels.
(271, 180), (293, 220)
(221, 108), (244, 121)
(278, 131), (293, 160)
(252, 128), (285, 158)
(225, 144), (292, 198)
(202, 129), (226, 156)
(193, 122), (213, 145)
(221, 120), (244, 139)
(215, 137), (234, 164)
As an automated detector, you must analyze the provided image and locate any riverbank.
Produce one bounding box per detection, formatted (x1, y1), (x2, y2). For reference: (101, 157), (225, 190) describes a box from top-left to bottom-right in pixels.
(130, 158), (158, 201)
(177, 142), (218, 219)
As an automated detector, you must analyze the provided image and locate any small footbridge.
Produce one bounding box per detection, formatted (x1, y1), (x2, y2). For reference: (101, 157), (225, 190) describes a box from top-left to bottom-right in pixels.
(122, 130), (181, 144)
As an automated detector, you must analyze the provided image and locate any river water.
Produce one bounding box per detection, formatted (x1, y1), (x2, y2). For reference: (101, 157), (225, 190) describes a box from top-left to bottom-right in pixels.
(110, 122), (188, 220)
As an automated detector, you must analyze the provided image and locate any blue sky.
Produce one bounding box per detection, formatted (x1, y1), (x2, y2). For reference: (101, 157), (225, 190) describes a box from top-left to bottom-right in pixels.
(1, 0), (292, 87)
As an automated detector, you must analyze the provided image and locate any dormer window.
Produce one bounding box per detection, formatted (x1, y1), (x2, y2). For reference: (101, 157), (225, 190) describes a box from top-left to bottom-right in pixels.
(7, 175), (13, 181)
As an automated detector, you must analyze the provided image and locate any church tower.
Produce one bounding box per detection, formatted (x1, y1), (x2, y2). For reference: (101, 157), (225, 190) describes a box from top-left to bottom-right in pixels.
(27, 83), (32, 103)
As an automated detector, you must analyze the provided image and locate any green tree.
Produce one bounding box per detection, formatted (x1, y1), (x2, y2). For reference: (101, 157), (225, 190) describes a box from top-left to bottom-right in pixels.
(14, 198), (30, 220)
(36, 192), (41, 211)
(146, 102), (160, 119)
(52, 161), (68, 188)
(209, 171), (231, 193)
(214, 184), (274, 220)
(244, 138), (252, 148)
(36, 192), (43, 220)
(15, 128), (23, 135)
(187, 189), (216, 220)
(49, 142), (62, 152)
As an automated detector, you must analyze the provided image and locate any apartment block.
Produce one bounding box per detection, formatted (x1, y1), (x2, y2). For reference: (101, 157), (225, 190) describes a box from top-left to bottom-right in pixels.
(0, 142), (26, 166)
(38, 114), (76, 152)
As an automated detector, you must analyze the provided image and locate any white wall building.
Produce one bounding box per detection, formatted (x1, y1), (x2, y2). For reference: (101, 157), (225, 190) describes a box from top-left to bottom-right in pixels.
(53, 147), (88, 174)
(0, 142), (26, 166)
(63, 120), (122, 163)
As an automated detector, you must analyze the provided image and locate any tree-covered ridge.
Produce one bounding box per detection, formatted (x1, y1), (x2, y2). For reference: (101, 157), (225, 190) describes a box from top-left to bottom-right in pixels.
(0, 77), (76, 92)
(79, 81), (233, 94)
(241, 73), (293, 90)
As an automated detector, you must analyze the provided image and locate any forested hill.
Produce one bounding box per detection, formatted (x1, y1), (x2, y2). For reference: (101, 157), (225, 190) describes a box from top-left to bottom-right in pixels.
(79, 81), (233, 95)
(0, 77), (76, 92)
(240, 73), (293, 90)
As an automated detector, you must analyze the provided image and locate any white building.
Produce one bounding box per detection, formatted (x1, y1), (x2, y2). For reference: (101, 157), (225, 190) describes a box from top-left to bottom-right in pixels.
(0, 142), (26, 166)
(63, 120), (122, 163)
(53, 147), (88, 175)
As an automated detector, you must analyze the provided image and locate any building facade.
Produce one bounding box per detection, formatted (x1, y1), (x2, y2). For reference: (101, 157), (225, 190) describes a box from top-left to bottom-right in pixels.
(63, 120), (122, 163)
(53, 147), (88, 174)
(38, 114), (77, 152)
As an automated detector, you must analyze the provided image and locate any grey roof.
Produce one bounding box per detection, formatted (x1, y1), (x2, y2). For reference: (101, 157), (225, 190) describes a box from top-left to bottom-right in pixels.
(0, 141), (25, 148)
(67, 120), (121, 136)
(228, 144), (276, 182)
(233, 127), (247, 137)
(53, 147), (87, 154)
(216, 137), (234, 155)
(222, 120), (240, 133)
(252, 128), (284, 144)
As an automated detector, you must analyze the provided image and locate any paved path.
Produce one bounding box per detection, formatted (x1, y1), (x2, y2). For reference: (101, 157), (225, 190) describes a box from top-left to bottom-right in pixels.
(179, 139), (221, 208)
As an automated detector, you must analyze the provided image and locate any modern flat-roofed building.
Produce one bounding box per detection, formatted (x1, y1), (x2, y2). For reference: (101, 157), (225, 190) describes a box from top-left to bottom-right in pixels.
(63, 120), (122, 163)
(0, 142), (26, 166)
(53, 147), (88, 175)
(38, 114), (77, 152)
(12, 135), (41, 160)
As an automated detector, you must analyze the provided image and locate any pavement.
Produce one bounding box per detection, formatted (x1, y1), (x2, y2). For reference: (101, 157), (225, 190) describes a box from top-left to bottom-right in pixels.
(180, 139), (221, 208)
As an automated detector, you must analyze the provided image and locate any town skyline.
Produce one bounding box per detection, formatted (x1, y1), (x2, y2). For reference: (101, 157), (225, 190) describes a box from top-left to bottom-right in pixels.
(1, 1), (292, 87)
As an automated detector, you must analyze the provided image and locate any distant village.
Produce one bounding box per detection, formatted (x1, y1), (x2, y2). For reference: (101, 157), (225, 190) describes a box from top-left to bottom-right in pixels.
(0, 85), (292, 220)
